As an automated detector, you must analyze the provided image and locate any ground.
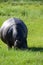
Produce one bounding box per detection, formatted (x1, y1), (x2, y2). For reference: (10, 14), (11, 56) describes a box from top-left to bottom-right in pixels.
(0, 1), (43, 65)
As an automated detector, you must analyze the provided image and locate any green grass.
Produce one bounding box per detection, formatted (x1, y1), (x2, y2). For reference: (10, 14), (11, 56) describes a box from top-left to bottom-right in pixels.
(0, 2), (43, 65)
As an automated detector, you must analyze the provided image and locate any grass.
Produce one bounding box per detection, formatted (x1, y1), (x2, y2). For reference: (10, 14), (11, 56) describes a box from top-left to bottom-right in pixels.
(0, 2), (43, 65)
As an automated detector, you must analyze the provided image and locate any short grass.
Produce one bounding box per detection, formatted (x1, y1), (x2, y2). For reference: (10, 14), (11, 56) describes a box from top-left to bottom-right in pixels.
(0, 2), (43, 65)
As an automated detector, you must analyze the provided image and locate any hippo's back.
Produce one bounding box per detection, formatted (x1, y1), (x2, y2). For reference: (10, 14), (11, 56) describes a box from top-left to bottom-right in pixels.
(0, 18), (27, 43)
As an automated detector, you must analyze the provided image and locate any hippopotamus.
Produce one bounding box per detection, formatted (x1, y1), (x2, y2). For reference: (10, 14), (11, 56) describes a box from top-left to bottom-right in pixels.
(0, 18), (28, 49)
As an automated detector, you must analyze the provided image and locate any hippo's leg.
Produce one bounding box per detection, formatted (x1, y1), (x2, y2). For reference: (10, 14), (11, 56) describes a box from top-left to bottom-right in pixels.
(7, 42), (12, 49)
(14, 41), (18, 49)
(21, 39), (28, 49)
(24, 39), (28, 48)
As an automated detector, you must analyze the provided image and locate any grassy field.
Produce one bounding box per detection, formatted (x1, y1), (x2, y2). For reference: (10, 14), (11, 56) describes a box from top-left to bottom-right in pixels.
(0, 2), (43, 65)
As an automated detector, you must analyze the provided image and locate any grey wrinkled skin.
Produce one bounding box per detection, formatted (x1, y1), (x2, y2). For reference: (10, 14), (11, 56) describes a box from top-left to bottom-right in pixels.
(0, 18), (28, 49)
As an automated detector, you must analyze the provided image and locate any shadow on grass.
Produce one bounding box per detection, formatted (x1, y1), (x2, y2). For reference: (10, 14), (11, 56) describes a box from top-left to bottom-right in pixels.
(28, 47), (43, 52)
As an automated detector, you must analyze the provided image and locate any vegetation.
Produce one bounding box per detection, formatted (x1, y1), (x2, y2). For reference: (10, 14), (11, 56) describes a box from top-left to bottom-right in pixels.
(0, 1), (43, 65)
(0, 0), (43, 3)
